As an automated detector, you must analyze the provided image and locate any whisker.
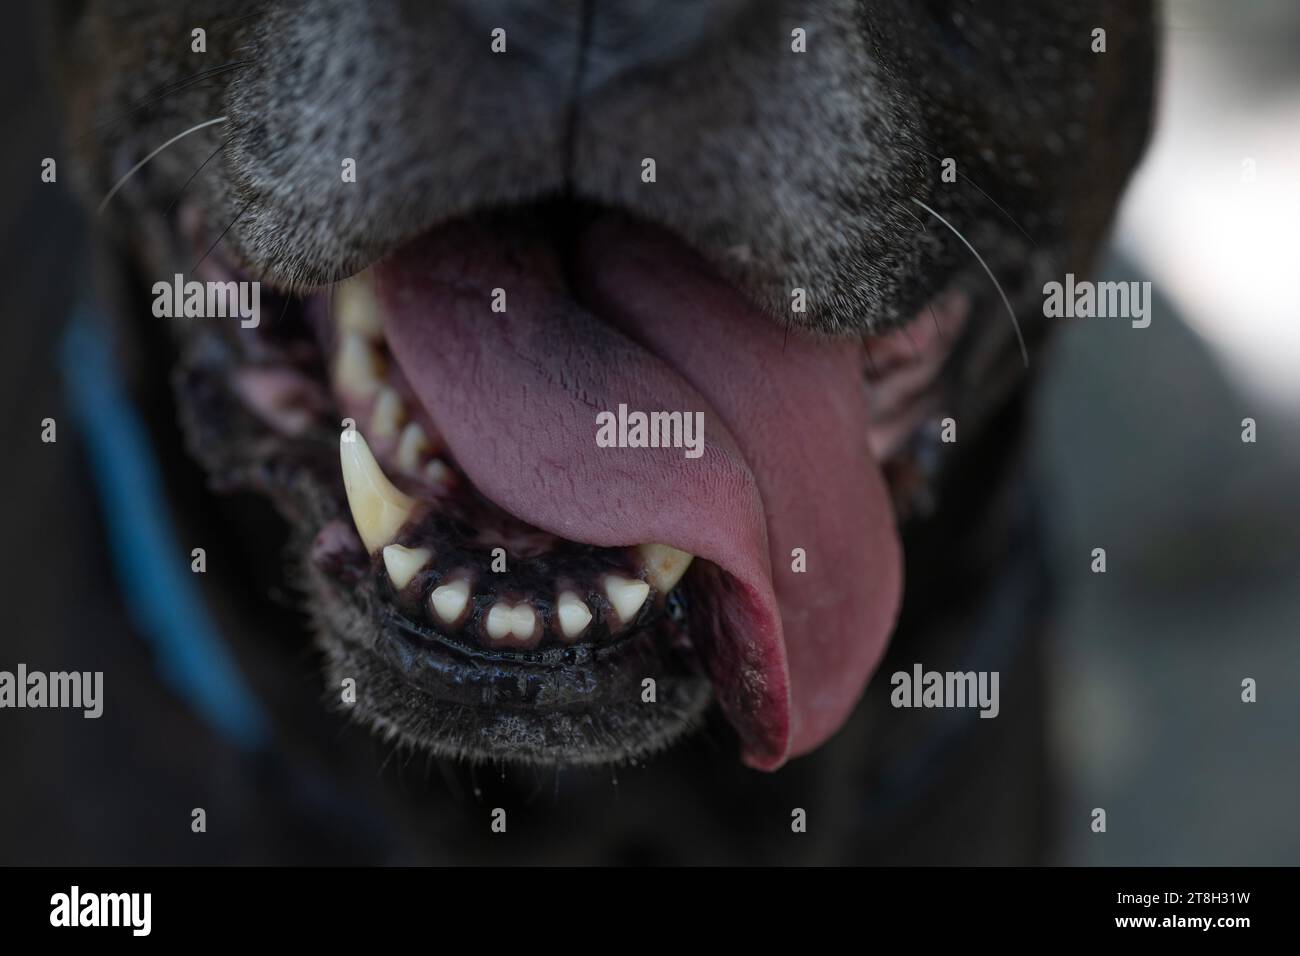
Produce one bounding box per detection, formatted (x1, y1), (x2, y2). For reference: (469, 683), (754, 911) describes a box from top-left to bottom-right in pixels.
(254, 266), (297, 329)
(84, 61), (247, 141)
(165, 133), (233, 216)
(948, 172), (1037, 248)
(274, 287), (295, 326)
(907, 142), (1037, 247)
(98, 116), (228, 215)
(910, 198), (1028, 369)
(895, 200), (929, 234)
(191, 198), (251, 272)
(927, 301), (945, 340)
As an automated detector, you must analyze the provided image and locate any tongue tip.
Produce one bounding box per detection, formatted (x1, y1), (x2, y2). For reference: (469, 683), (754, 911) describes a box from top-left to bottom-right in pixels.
(737, 691), (792, 772)
(741, 743), (790, 772)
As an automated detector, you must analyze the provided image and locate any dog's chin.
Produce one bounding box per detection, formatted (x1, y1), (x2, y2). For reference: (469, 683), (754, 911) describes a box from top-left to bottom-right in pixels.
(163, 198), (968, 769)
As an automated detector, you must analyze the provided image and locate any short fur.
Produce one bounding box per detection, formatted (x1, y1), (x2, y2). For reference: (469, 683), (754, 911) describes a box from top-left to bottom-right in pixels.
(36, 0), (1157, 862)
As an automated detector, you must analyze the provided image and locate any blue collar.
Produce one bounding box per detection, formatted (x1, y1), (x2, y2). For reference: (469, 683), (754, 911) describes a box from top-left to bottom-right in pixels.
(59, 310), (271, 751)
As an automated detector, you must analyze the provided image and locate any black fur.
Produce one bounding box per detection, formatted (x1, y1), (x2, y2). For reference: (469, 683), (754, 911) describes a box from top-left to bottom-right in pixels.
(34, 0), (1157, 861)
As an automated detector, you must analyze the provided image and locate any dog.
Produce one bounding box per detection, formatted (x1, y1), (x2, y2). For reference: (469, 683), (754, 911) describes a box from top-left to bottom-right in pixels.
(27, 0), (1154, 863)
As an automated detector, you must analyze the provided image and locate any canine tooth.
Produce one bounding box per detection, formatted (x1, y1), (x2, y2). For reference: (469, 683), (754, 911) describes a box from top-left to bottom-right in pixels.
(335, 272), (383, 339)
(510, 605), (536, 640)
(430, 579), (469, 625)
(605, 575), (650, 624)
(370, 387), (404, 440)
(556, 591), (592, 640)
(638, 543), (694, 592)
(396, 423), (431, 472)
(334, 331), (382, 397)
(381, 544), (431, 590)
(339, 432), (416, 552)
(485, 603), (513, 641)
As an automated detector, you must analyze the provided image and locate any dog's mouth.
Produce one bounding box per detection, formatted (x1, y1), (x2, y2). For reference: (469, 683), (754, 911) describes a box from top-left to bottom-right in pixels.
(178, 201), (965, 769)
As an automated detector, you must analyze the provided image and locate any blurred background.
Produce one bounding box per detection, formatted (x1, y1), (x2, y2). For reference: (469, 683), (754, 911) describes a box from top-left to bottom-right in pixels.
(1, 2), (1296, 865)
(1037, 0), (1300, 864)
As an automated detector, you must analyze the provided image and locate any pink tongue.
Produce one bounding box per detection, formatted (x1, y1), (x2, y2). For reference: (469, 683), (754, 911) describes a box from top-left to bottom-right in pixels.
(376, 219), (900, 769)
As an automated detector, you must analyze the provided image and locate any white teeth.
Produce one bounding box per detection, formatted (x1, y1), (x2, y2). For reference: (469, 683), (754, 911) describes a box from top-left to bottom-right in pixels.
(638, 543), (694, 592)
(604, 575), (650, 624)
(480, 601), (539, 643)
(424, 460), (453, 486)
(339, 431), (416, 552)
(485, 603), (513, 641)
(334, 271), (383, 339)
(370, 387), (404, 440)
(556, 591), (592, 640)
(334, 331), (383, 397)
(510, 605), (537, 640)
(485, 602), (537, 642)
(381, 544), (431, 590)
(396, 422), (431, 472)
(429, 579), (470, 625)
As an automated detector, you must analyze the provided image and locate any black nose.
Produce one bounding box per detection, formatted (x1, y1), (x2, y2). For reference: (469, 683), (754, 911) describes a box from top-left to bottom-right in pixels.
(460, 0), (749, 93)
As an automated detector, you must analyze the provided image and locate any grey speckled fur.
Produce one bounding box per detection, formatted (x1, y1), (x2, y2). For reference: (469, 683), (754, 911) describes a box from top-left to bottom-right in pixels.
(61, 0), (1155, 334)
